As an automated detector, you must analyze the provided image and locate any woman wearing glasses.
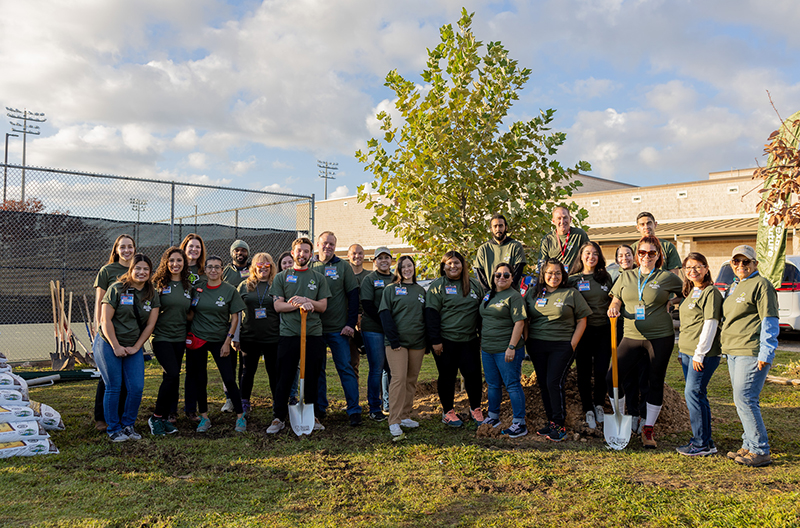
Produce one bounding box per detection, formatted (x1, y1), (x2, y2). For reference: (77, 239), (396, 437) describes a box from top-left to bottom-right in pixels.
(233, 253), (279, 417)
(720, 246), (778, 467)
(479, 263), (527, 437)
(607, 235), (683, 448)
(675, 252), (723, 457)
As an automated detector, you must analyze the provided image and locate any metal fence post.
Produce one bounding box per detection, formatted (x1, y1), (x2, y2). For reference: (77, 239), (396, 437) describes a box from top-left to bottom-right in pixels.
(311, 194), (316, 240)
(170, 182), (175, 246)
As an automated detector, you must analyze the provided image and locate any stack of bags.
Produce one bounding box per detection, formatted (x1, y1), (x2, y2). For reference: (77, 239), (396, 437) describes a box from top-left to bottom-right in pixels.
(0, 353), (63, 458)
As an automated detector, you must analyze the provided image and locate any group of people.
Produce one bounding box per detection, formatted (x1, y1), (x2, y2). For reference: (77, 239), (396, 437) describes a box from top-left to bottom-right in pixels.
(89, 208), (778, 467)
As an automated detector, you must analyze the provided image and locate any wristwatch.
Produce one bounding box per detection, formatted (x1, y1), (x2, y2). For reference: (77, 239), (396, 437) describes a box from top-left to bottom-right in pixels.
(507, 345), (516, 350)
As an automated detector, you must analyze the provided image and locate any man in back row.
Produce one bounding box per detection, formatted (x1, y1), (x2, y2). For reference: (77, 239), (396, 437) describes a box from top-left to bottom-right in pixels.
(631, 212), (682, 272)
(538, 206), (589, 271)
(474, 213), (527, 290)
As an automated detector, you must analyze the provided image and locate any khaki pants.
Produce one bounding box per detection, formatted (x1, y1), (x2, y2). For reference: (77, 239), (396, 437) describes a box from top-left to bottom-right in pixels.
(385, 346), (425, 425)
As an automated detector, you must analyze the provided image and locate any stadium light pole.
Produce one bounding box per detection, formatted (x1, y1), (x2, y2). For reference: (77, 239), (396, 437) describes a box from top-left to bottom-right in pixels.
(317, 160), (337, 200)
(3, 132), (18, 203)
(6, 107), (46, 202)
(130, 198), (147, 241)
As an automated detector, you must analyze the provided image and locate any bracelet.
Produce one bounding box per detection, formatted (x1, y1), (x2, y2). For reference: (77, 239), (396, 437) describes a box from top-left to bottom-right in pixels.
(507, 344), (516, 350)
(227, 333), (234, 339)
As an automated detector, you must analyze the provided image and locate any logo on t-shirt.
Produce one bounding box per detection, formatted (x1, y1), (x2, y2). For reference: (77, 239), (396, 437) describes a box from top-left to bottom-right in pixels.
(215, 296), (226, 307)
(143, 300), (152, 312)
(188, 272), (199, 285)
(308, 279), (317, 291)
(735, 292), (747, 304)
(418, 294), (425, 304)
(470, 290), (478, 299)
(554, 298), (564, 308)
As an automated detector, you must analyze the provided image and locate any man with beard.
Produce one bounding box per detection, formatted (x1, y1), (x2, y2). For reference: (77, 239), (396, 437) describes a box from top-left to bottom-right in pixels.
(630, 212), (682, 272)
(223, 240), (251, 287)
(538, 206), (589, 271)
(474, 214), (527, 290)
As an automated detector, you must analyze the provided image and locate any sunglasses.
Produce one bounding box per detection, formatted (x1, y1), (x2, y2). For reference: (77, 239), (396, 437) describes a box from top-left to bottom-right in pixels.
(637, 250), (658, 258)
(494, 272), (511, 279)
(255, 263), (272, 268)
(731, 258), (753, 266)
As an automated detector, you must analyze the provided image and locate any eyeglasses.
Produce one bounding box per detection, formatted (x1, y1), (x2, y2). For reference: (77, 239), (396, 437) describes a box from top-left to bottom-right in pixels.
(494, 272), (511, 279)
(544, 271), (562, 276)
(206, 265), (222, 270)
(731, 258), (753, 266)
(255, 263), (271, 268)
(683, 266), (705, 272)
(638, 250), (658, 258)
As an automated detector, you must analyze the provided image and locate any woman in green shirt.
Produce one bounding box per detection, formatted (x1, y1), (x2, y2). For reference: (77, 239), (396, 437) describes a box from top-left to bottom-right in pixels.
(568, 242), (613, 430)
(528, 258), (591, 441)
(180, 233), (207, 287)
(379, 256), (427, 439)
(147, 247), (191, 436)
(607, 235), (683, 449)
(676, 252), (722, 457)
(479, 263), (527, 438)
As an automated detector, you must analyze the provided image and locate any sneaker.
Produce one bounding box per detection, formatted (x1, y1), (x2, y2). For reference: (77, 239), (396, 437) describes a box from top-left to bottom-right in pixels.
(95, 420), (108, 431)
(167, 413), (178, 424)
(148, 416), (166, 436)
(727, 447), (749, 460)
(642, 425), (656, 449)
(735, 452), (772, 467)
(108, 429), (129, 442)
(221, 398), (234, 413)
(594, 405), (605, 424)
(389, 423), (404, 437)
(400, 418), (419, 428)
(483, 417), (501, 428)
(235, 416), (247, 433)
(676, 443), (715, 457)
(585, 410), (597, 430)
(349, 413), (363, 427)
(470, 408), (485, 423)
(186, 412), (201, 422)
(266, 419), (285, 434)
(501, 423), (528, 438)
(196, 417), (211, 433)
(162, 420), (178, 435)
(546, 423), (567, 442)
(369, 411), (387, 422)
(442, 409), (463, 427)
(313, 417), (325, 431)
(537, 422), (554, 436)
(241, 399), (251, 417)
(123, 426), (142, 441)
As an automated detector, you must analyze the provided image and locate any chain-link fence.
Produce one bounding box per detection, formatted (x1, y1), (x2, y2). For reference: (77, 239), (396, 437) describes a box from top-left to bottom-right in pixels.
(0, 163), (314, 363)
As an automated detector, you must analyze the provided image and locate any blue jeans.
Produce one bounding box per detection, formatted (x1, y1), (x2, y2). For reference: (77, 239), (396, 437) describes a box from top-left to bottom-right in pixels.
(679, 352), (721, 448)
(362, 331), (387, 413)
(482, 346), (526, 424)
(726, 355), (771, 455)
(93, 337), (145, 435)
(316, 332), (362, 415)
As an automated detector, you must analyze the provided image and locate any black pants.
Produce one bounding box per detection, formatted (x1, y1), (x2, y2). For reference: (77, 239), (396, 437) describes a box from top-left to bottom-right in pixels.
(238, 340), (279, 402)
(185, 341), (243, 415)
(431, 338), (482, 412)
(274, 335), (325, 421)
(152, 341), (185, 417)
(608, 335), (674, 407)
(95, 378), (125, 422)
(529, 339), (575, 426)
(574, 324), (611, 413)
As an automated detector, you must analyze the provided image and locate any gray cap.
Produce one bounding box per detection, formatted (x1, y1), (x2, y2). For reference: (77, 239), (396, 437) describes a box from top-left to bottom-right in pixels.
(374, 246), (392, 258)
(230, 240), (250, 256)
(730, 245), (756, 261)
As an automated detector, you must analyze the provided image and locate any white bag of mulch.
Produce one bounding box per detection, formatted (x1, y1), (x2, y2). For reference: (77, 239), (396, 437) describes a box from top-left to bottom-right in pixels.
(0, 363), (10, 374)
(0, 404), (38, 423)
(0, 421), (49, 442)
(0, 373), (28, 398)
(0, 389), (28, 406)
(0, 351), (7, 366)
(29, 401), (65, 431)
(0, 438), (59, 458)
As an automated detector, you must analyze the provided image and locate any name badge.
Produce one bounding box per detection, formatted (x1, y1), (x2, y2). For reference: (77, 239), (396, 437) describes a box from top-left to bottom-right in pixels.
(482, 293), (490, 302)
(255, 308), (267, 319)
(445, 286), (457, 295)
(120, 294), (134, 305)
(374, 279), (384, 287)
(691, 288), (702, 299)
(536, 298), (547, 307)
(635, 303), (646, 320)
(396, 286), (407, 295)
(577, 280), (590, 292)
(191, 297), (199, 306)
(325, 267), (338, 278)
(240, 269), (249, 278)
(161, 287), (171, 294)
(287, 275), (298, 283)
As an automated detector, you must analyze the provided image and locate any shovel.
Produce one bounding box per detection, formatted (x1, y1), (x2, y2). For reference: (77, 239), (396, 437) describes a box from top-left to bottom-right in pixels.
(604, 316), (632, 450)
(289, 309), (315, 436)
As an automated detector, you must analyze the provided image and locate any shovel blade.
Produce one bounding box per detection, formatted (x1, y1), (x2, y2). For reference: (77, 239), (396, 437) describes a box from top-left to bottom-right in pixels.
(289, 379), (315, 436)
(604, 413), (633, 450)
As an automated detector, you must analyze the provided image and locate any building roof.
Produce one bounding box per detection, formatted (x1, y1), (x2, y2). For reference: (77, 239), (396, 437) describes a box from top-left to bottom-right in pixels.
(587, 216), (759, 242)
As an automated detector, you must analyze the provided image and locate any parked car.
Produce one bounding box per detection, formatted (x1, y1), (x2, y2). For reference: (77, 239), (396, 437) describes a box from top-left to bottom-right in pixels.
(715, 255), (800, 331)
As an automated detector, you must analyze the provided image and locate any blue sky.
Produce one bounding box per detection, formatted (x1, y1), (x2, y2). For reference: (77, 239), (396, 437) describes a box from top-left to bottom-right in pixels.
(2, 0), (799, 202)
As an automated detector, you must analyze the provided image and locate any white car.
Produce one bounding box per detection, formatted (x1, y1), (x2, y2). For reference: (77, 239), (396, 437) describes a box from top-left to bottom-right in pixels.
(715, 255), (800, 331)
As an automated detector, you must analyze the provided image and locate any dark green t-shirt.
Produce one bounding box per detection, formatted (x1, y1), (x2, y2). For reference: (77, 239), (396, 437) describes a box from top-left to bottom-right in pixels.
(353, 268), (368, 317)
(539, 226), (589, 269)
(187, 264), (206, 288)
(609, 268), (683, 340)
(269, 268), (331, 337)
(310, 257), (358, 333)
(525, 286), (592, 342)
(474, 238), (527, 284)
(426, 276), (483, 342)
(152, 280), (192, 343)
(94, 263), (129, 291)
(101, 282), (160, 348)
(478, 288), (527, 354)
(721, 274), (779, 357)
(631, 238), (681, 271)
(678, 285), (722, 358)
(237, 280), (279, 343)
(189, 282), (246, 342)
(223, 264), (250, 288)
(568, 273), (613, 327)
(379, 282), (427, 349)
(360, 271), (393, 334)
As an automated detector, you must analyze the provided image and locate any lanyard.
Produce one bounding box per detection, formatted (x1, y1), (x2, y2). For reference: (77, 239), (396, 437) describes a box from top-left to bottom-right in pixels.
(637, 268), (654, 302)
(559, 231), (571, 258)
(255, 282), (269, 307)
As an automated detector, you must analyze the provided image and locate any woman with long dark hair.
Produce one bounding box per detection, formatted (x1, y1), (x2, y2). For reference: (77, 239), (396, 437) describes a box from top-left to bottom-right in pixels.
(93, 254), (159, 441)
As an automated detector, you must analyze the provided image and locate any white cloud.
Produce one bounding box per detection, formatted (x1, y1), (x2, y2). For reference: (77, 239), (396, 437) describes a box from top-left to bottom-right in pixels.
(328, 185), (351, 199)
(272, 160), (294, 170)
(231, 158), (256, 175)
(187, 153), (207, 169)
(562, 77), (618, 99)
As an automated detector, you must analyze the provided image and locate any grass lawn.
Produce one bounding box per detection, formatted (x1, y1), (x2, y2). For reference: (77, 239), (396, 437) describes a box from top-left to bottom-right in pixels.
(2, 348), (800, 527)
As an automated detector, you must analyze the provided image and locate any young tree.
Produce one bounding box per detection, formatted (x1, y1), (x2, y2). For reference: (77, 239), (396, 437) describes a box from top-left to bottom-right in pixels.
(356, 8), (590, 273)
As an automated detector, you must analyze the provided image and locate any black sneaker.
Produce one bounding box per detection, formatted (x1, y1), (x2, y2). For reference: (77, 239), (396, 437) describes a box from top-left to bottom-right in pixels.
(369, 411), (387, 422)
(546, 423), (567, 442)
(349, 413), (363, 427)
(501, 423), (528, 438)
(537, 422), (554, 436)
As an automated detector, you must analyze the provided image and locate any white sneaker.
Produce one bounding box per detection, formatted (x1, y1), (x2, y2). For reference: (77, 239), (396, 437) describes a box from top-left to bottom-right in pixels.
(266, 419), (285, 434)
(585, 410), (597, 429)
(221, 398), (234, 413)
(313, 417), (325, 431)
(594, 405), (605, 424)
(389, 423), (403, 437)
(400, 418), (419, 428)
